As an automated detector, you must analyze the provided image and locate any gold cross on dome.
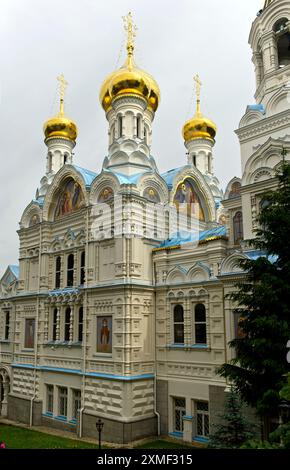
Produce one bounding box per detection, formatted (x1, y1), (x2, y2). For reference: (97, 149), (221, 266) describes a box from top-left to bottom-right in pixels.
(57, 74), (68, 115)
(122, 12), (137, 52)
(194, 74), (202, 114)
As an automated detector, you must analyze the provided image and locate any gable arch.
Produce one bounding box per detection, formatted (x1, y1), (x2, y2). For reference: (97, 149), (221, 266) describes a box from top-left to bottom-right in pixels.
(169, 167), (216, 222)
(187, 263), (210, 282)
(20, 201), (42, 229)
(42, 165), (88, 222)
(220, 253), (248, 275)
(89, 172), (120, 205)
(166, 266), (187, 284)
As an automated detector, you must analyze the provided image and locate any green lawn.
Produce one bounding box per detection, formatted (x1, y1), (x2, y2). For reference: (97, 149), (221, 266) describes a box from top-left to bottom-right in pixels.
(0, 424), (97, 449)
(0, 424), (196, 449)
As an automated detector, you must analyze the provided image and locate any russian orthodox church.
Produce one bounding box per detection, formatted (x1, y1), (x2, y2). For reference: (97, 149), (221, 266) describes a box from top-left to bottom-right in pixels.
(0, 1), (290, 444)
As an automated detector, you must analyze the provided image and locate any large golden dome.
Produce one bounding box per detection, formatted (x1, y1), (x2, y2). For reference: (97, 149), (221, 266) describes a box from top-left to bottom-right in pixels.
(182, 75), (216, 143)
(100, 13), (160, 113)
(44, 75), (78, 142)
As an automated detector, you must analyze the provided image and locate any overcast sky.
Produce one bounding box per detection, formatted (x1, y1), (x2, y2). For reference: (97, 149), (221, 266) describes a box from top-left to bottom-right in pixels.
(0, 0), (263, 276)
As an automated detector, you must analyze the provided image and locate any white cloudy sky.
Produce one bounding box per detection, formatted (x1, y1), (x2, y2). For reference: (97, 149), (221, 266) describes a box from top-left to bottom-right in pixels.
(0, 0), (263, 276)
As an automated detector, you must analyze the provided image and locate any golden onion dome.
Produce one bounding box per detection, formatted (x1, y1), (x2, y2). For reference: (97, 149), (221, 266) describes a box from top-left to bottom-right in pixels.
(44, 74), (78, 142)
(44, 114), (78, 142)
(182, 75), (216, 143)
(99, 12), (160, 113)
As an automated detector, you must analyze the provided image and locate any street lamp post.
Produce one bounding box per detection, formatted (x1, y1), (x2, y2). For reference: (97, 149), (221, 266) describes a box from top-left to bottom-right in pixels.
(96, 418), (104, 449)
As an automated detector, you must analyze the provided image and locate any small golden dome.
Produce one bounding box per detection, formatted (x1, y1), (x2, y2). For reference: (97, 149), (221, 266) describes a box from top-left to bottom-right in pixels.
(44, 114), (78, 142)
(44, 74), (78, 142)
(183, 111), (217, 143)
(99, 13), (160, 113)
(182, 74), (216, 143)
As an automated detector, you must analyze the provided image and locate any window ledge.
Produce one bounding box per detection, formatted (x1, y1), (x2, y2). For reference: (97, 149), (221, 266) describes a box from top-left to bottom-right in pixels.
(193, 436), (209, 444)
(0, 339), (10, 344)
(55, 415), (67, 422)
(43, 341), (82, 349)
(166, 344), (210, 351)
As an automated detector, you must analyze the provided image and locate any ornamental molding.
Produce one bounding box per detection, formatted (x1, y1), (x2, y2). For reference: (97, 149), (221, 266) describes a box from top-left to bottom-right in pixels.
(236, 111), (290, 142)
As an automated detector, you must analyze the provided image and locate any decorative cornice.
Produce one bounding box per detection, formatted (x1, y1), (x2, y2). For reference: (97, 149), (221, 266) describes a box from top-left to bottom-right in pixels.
(236, 110), (290, 142)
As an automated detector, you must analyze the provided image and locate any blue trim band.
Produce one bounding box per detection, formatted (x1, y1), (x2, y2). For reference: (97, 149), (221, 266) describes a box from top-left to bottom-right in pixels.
(169, 432), (183, 439)
(11, 363), (154, 382)
(193, 436), (209, 443)
(183, 415), (193, 421)
(55, 415), (67, 422)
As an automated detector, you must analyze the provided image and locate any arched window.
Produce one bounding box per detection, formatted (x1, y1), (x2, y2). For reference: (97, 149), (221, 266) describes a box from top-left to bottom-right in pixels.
(194, 304), (207, 344)
(193, 155), (196, 167)
(67, 254), (74, 287)
(233, 211), (244, 245)
(64, 307), (71, 341)
(118, 115), (123, 138)
(137, 116), (141, 138)
(78, 307), (83, 342)
(208, 154), (211, 173)
(273, 18), (290, 68)
(80, 251), (85, 285)
(64, 154), (68, 164)
(55, 256), (61, 289)
(52, 308), (58, 341)
(48, 153), (53, 172)
(173, 305), (184, 344)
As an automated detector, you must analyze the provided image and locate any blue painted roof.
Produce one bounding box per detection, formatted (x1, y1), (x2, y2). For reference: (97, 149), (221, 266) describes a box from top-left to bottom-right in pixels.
(247, 104), (265, 114)
(161, 166), (189, 189)
(105, 169), (151, 185)
(9, 265), (19, 279)
(32, 197), (44, 207)
(158, 225), (227, 248)
(73, 165), (98, 187)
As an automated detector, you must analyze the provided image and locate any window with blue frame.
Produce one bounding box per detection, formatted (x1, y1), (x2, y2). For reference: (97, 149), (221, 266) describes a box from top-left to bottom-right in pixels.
(72, 389), (81, 420)
(46, 385), (54, 414)
(58, 387), (68, 418)
(173, 305), (184, 344)
(174, 397), (186, 432)
(195, 401), (209, 437)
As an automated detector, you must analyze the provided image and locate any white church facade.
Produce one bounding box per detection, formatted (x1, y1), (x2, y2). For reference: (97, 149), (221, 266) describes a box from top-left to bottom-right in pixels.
(0, 0), (290, 444)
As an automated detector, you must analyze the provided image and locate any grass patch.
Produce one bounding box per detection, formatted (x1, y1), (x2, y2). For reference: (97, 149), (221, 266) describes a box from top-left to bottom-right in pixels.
(0, 424), (98, 449)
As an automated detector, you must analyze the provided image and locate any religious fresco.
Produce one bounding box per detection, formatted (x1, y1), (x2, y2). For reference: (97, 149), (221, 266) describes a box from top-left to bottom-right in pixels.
(97, 316), (112, 354)
(24, 318), (35, 349)
(54, 179), (85, 219)
(173, 178), (205, 221)
(29, 214), (40, 227)
(98, 187), (114, 203)
(143, 187), (160, 203)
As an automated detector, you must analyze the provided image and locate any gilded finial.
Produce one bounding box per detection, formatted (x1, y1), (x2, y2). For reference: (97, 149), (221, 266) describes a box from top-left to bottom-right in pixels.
(194, 74), (202, 115)
(57, 74), (68, 116)
(122, 12), (137, 67)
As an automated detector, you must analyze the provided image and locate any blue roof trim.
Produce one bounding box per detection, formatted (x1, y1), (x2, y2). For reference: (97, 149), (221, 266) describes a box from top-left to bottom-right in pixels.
(161, 165), (189, 189)
(73, 165), (98, 187)
(244, 249), (277, 264)
(247, 104), (265, 114)
(9, 265), (19, 279)
(104, 169), (150, 185)
(49, 287), (80, 295)
(158, 225), (227, 248)
(32, 197), (44, 207)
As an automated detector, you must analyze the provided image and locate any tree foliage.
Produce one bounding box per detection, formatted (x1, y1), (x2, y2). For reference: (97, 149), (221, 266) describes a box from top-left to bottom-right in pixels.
(218, 161), (290, 417)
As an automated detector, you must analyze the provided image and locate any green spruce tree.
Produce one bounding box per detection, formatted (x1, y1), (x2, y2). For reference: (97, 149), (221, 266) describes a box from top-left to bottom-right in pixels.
(208, 386), (255, 448)
(218, 158), (290, 432)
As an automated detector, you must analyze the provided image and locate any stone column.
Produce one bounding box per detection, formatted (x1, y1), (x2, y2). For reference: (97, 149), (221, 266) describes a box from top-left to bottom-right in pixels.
(183, 415), (193, 443)
(1, 382), (9, 417)
(56, 307), (61, 341)
(69, 306), (74, 342)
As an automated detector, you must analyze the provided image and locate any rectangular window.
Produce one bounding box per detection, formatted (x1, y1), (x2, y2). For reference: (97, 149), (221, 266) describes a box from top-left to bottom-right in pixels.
(55, 256), (61, 289)
(24, 318), (35, 349)
(46, 385), (54, 413)
(72, 389), (81, 420)
(67, 254), (74, 287)
(59, 387), (68, 418)
(194, 304), (207, 344)
(78, 307), (83, 343)
(80, 251), (85, 285)
(4, 311), (10, 340)
(174, 397), (186, 432)
(173, 305), (184, 344)
(64, 308), (71, 342)
(52, 309), (58, 341)
(196, 401), (209, 437)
